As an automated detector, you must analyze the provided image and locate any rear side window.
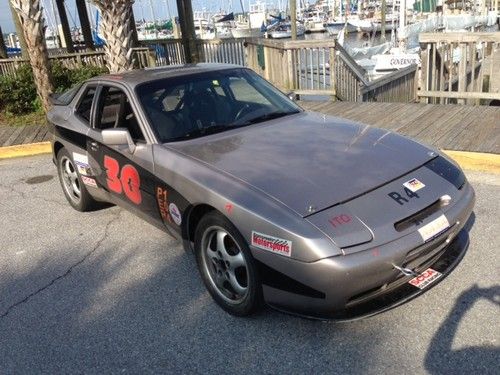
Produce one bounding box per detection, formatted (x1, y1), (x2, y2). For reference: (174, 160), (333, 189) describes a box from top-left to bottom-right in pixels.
(53, 84), (82, 105)
(75, 87), (96, 124)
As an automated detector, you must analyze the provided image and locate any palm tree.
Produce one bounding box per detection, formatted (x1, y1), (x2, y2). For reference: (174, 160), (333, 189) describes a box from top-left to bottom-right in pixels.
(10, 0), (54, 113)
(90, 0), (135, 73)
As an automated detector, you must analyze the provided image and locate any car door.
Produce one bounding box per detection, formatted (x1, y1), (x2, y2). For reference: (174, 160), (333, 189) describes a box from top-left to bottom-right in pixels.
(85, 83), (166, 228)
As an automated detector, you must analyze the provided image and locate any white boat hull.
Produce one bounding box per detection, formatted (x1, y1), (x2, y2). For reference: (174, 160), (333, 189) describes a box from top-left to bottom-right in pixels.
(325, 22), (356, 35)
(231, 27), (264, 38)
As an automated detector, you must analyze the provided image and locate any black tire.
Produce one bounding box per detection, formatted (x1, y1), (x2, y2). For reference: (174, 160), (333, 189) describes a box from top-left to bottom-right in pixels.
(194, 211), (263, 316)
(56, 147), (99, 212)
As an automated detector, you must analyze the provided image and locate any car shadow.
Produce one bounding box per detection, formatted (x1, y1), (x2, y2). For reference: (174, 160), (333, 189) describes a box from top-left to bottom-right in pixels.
(424, 284), (500, 375)
(0, 234), (390, 374)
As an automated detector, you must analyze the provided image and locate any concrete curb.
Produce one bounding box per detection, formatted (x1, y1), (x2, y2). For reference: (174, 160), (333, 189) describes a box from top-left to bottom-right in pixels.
(0, 142), (51, 159)
(0, 142), (498, 174)
(443, 150), (500, 175)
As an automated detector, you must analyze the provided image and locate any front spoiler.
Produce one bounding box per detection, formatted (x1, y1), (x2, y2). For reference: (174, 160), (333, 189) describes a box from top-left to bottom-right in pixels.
(268, 227), (470, 321)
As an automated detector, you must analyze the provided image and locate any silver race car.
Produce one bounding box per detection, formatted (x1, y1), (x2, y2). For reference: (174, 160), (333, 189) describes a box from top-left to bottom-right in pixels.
(48, 64), (475, 320)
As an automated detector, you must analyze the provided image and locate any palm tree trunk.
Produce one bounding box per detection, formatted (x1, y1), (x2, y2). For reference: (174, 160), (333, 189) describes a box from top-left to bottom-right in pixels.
(10, 0), (54, 113)
(91, 0), (135, 73)
(0, 26), (8, 59)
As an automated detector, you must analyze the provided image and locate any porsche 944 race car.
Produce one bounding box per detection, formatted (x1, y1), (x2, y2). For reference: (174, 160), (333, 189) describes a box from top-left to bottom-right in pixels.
(48, 64), (475, 320)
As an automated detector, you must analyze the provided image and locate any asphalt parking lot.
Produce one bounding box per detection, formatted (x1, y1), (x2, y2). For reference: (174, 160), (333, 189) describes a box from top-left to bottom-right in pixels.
(0, 154), (498, 374)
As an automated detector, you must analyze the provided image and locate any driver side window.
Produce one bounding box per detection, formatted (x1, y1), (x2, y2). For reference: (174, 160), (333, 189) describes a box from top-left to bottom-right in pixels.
(97, 86), (146, 143)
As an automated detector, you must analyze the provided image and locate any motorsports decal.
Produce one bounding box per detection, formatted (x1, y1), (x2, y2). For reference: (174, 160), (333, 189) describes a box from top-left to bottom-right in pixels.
(251, 231), (292, 257)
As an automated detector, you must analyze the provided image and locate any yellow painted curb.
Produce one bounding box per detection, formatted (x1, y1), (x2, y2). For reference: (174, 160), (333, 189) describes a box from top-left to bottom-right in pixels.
(443, 150), (500, 174)
(0, 142), (498, 174)
(0, 142), (51, 160)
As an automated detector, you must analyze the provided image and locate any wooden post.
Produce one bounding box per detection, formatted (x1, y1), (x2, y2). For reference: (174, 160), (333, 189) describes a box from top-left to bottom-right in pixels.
(381, 0), (387, 41)
(55, 0), (74, 53)
(0, 26), (8, 58)
(129, 11), (139, 48)
(175, 0), (201, 63)
(330, 45), (337, 101)
(290, 0), (297, 40)
(75, 0), (94, 50)
(457, 42), (467, 104)
(8, 0), (28, 58)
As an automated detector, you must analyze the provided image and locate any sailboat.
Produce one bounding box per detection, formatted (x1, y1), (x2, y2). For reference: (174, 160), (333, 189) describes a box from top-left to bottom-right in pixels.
(325, 1), (356, 36)
(231, 1), (267, 38)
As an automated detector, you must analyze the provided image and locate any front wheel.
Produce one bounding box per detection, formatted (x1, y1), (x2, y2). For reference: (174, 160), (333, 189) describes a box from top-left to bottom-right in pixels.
(194, 211), (263, 316)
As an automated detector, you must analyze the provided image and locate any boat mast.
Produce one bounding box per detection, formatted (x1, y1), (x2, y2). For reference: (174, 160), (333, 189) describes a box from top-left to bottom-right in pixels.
(148, 0), (158, 37)
(398, 0), (407, 51)
(164, 0), (172, 19)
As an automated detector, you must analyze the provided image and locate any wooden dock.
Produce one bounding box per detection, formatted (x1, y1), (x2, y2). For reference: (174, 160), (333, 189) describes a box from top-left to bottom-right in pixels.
(0, 102), (498, 154)
(0, 124), (50, 147)
(300, 101), (500, 154)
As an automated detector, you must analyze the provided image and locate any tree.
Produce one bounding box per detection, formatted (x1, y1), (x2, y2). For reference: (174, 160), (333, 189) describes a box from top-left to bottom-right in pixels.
(90, 0), (135, 73)
(10, 0), (54, 113)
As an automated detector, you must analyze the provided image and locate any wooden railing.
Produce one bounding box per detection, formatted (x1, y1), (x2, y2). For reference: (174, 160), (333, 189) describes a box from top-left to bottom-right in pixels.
(419, 32), (500, 104)
(333, 43), (368, 101)
(246, 38), (337, 96)
(138, 39), (185, 65)
(1, 37), (419, 103)
(138, 38), (246, 66)
(0, 48), (155, 76)
(0, 51), (107, 75)
(196, 38), (246, 66)
(361, 65), (418, 102)
(246, 38), (418, 102)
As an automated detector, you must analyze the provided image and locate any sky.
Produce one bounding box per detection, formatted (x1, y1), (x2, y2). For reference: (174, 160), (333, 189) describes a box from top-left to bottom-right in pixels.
(0, 0), (256, 33)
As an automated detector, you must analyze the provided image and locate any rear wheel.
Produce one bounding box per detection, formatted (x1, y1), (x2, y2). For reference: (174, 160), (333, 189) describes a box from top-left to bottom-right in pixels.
(57, 148), (98, 212)
(195, 211), (263, 316)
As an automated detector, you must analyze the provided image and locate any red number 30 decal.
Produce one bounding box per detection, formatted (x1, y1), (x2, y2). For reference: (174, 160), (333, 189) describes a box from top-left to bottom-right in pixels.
(104, 155), (142, 205)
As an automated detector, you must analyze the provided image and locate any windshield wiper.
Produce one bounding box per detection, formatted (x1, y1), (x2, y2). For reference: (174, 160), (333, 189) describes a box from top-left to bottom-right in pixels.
(235, 110), (300, 126)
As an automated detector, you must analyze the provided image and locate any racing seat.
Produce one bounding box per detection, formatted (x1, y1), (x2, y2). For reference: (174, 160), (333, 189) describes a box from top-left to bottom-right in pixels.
(182, 87), (218, 128)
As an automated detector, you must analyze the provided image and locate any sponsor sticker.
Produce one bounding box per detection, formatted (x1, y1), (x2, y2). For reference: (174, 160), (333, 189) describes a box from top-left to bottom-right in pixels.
(72, 152), (92, 176)
(408, 268), (442, 289)
(81, 176), (97, 187)
(403, 178), (425, 192)
(251, 231), (292, 257)
(168, 203), (182, 225)
(418, 214), (450, 242)
(156, 187), (172, 223)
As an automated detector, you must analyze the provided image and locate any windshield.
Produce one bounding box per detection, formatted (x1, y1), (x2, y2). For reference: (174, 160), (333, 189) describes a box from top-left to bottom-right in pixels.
(136, 68), (301, 142)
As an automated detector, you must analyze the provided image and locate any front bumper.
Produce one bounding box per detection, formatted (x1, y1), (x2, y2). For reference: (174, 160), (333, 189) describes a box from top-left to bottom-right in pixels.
(253, 183), (475, 321)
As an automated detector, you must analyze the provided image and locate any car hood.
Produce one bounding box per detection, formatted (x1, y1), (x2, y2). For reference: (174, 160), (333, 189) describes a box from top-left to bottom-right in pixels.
(167, 112), (434, 217)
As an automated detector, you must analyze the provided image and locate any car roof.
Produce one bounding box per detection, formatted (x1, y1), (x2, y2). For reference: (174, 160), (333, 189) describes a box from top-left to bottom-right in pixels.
(87, 63), (245, 88)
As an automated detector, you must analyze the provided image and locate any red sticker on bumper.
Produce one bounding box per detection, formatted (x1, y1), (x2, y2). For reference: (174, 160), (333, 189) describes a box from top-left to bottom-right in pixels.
(408, 268), (442, 289)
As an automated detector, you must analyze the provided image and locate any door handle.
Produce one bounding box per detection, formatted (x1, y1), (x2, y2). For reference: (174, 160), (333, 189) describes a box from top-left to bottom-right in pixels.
(90, 141), (99, 151)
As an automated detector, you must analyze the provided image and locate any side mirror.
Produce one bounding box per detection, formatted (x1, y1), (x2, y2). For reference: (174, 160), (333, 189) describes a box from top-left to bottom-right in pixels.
(101, 128), (136, 154)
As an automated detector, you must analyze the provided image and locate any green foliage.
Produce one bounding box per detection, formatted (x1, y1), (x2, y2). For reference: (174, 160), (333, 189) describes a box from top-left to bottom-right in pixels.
(0, 64), (37, 114)
(0, 62), (108, 115)
(51, 61), (108, 94)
